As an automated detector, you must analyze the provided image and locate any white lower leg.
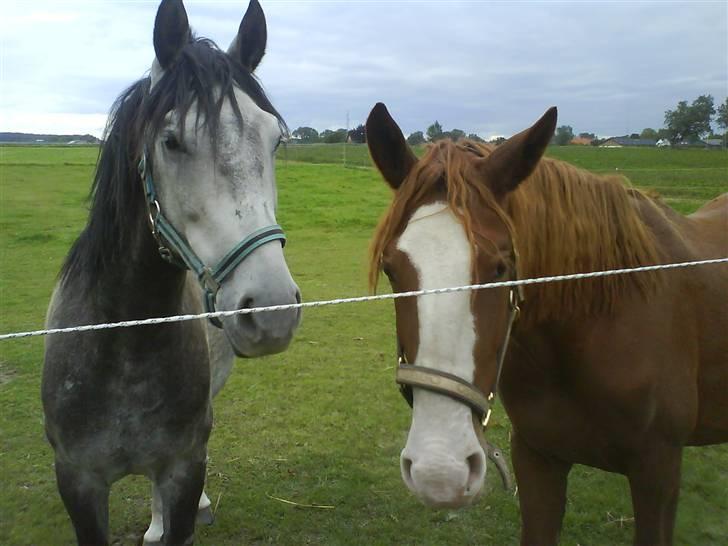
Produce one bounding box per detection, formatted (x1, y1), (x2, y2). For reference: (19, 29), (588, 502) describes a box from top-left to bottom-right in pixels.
(143, 484), (164, 544)
(198, 490), (211, 511)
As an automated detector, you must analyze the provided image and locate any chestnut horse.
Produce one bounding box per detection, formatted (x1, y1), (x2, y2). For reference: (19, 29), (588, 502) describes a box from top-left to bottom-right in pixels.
(365, 103), (728, 545)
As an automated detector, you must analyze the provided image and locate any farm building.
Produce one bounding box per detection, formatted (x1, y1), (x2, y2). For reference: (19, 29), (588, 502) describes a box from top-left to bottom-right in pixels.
(704, 138), (725, 149)
(570, 136), (593, 146)
(600, 137), (657, 148)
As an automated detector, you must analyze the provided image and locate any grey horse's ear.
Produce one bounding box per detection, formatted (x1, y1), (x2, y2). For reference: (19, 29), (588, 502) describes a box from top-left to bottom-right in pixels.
(228, 0), (267, 72)
(153, 0), (191, 70)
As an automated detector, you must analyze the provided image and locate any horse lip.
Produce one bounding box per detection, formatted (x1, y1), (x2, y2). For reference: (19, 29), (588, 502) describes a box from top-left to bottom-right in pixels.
(223, 326), (294, 358)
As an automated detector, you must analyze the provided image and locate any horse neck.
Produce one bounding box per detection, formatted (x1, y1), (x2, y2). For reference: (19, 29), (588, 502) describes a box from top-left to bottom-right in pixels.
(82, 186), (189, 321)
(502, 160), (664, 326)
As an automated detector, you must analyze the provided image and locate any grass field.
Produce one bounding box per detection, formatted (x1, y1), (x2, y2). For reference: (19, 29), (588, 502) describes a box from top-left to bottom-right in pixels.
(0, 144), (727, 545)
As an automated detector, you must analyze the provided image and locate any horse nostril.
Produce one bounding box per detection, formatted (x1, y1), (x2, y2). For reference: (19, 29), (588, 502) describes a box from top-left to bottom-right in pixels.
(400, 454), (414, 488)
(465, 451), (485, 493)
(236, 296), (256, 330)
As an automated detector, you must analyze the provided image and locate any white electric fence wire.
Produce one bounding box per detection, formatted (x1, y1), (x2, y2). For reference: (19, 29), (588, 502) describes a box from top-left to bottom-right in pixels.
(1, 257), (726, 341)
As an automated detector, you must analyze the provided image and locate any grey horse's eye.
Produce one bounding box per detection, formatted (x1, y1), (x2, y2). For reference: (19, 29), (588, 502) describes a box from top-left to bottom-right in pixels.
(163, 132), (182, 152)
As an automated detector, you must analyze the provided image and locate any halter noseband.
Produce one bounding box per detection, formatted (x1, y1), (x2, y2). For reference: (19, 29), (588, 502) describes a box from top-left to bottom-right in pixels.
(395, 258), (525, 430)
(138, 149), (286, 328)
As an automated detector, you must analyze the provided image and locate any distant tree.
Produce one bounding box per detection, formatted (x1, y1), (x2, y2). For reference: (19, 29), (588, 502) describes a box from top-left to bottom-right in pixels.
(489, 136), (506, 145)
(664, 94), (715, 143)
(467, 133), (485, 143)
(553, 125), (574, 146)
(348, 124), (366, 144)
(407, 131), (426, 145)
(578, 132), (596, 140)
(447, 129), (466, 141)
(629, 133), (640, 140)
(321, 129), (348, 143)
(715, 97), (728, 133)
(426, 121), (443, 141)
(292, 126), (319, 143)
(656, 128), (671, 141)
(640, 128), (658, 140)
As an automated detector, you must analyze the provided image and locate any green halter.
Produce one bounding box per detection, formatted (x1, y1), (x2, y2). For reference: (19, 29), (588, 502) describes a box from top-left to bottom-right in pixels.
(138, 150), (286, 328)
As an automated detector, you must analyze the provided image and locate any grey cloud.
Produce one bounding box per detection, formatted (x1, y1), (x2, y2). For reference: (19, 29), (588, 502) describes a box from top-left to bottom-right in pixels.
(1, 1), (725, 139)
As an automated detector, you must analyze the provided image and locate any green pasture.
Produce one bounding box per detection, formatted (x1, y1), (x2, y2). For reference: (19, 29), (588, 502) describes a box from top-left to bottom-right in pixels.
(281, 143), (727, 215)
(0, 144), (726, 545)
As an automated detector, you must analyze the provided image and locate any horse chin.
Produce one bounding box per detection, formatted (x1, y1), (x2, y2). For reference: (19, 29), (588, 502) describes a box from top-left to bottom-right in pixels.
(226, 335), (293, 359)
(220, 317), (297, 358)
(415, 489), (481, 509)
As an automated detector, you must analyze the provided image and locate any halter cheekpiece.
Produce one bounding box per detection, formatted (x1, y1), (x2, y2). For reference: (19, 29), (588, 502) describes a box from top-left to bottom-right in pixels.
(138, 148), (286, 328)
(395, 256), (525, 430)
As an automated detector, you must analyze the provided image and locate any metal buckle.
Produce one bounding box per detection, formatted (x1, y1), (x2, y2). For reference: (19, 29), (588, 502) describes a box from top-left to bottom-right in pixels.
(148, 200), (161, 234)
(199, 267), (221, 295)
(509, 288), (521, 321)
(482, 392), (495, 429)
(482, 407), (492, 429)
(158, 246), (173, 262)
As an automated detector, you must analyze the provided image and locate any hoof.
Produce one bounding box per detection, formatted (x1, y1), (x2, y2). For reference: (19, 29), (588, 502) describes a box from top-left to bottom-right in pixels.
(196, 505), (215, 526)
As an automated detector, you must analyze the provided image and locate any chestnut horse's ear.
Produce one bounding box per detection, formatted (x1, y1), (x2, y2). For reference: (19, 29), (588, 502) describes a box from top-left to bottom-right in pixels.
(153, 0), (191, 70)
(366, 103), (418, 190)
(228, 0), (267, 72)
(482, 106), (557, 197)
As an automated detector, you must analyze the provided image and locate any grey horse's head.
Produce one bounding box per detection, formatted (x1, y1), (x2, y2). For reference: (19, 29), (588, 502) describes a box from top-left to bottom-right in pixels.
(145, 0), (300, 356)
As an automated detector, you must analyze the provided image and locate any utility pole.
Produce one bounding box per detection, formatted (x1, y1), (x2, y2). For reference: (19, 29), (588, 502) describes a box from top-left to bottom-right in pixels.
(343, 111), (350, 167)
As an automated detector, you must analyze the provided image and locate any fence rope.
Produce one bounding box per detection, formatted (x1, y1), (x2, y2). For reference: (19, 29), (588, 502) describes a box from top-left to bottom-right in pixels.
(1, 257), (727, 341)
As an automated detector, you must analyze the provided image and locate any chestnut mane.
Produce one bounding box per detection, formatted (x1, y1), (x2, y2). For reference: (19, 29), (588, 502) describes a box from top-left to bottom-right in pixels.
(370, 139), (668, 323)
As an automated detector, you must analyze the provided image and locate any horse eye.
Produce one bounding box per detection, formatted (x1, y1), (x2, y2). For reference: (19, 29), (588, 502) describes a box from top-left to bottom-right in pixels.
(163, 133), (181, 152)
(495, 262), (507, 279)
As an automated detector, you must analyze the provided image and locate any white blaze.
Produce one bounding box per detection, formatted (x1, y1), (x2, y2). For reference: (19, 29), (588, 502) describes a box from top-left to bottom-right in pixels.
(396, 202), (486, 506)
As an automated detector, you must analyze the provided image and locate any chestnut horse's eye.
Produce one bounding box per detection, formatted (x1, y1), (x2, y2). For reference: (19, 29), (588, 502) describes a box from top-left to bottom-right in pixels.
(495, 262), (507, 279)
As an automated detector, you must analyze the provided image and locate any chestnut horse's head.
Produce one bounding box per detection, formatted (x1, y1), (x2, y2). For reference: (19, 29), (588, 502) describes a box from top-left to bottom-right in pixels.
(366, 103), (556, 507)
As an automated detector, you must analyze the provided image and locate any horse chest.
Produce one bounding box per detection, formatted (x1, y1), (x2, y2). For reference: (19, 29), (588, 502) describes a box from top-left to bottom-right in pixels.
(500, 352), (632, 472)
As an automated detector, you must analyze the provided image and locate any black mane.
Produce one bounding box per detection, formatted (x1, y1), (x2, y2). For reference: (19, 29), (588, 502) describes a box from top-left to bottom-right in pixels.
(60, 37), (285, 284)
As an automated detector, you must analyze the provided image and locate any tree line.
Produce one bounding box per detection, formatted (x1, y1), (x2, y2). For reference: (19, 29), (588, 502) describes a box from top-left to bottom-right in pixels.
(289, 95), (728, 147)
(553, 95), (728, 146)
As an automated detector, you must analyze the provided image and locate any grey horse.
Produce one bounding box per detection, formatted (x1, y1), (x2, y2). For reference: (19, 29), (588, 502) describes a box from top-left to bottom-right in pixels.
(42, 1), (300, 544)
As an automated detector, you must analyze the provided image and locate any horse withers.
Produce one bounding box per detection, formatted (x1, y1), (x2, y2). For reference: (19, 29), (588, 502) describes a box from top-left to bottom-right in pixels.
(365, 102), (728, 545)
(42, 1), (300, 544)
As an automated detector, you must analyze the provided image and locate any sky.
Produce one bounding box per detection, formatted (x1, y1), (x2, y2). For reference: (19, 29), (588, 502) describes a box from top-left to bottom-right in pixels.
(0, 0), (726, 140)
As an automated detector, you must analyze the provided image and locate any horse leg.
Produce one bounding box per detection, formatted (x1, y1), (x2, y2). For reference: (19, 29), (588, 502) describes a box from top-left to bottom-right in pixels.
(627, 444), (682, 546)
(54, 459), (110, 546)
(144, 484), (213, 545)
(511, 433), (572, 546)
(143, 484), (164, 546)
(155, 458), (207, 546)
(197, 490), (214, 525)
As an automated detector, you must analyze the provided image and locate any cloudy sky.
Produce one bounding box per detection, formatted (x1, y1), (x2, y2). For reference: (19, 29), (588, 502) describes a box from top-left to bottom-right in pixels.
(1, 0), (726, 140)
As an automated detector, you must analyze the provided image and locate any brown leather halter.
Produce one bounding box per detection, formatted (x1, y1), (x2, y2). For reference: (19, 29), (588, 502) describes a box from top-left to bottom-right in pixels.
(395, 263), (525, 430)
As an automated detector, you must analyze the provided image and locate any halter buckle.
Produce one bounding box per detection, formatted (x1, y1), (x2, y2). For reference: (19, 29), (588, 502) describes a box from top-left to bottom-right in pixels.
(482, 407), (492, 429)
(158, 246), (173, 262)
(148, 200), (161, 234)
(199, 267), (221, 295)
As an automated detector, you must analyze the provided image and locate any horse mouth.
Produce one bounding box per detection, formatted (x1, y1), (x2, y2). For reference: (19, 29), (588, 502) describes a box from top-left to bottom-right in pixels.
(228, 336), (293, 358)
(221, 310), (299, 358)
